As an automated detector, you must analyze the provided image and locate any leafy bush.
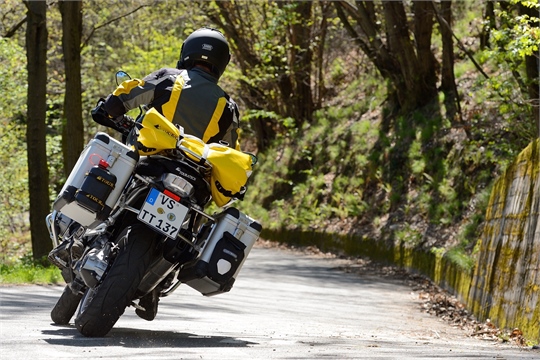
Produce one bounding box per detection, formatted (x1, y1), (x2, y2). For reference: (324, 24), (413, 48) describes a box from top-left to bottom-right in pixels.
(0, 38), (31, 258)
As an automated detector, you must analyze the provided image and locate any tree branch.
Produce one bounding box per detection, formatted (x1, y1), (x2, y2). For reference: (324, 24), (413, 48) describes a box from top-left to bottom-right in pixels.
(2, 16), (27, 38)
(81, 3), (153, 49)
(432, 2), (490, 80)
(334, 2), (371, 56)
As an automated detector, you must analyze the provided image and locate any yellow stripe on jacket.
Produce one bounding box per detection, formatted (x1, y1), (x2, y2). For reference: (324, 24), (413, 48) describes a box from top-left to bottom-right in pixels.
(112, 79), (145, 96)
(203, 97), (227, 143)
(162, 75), (186, 121)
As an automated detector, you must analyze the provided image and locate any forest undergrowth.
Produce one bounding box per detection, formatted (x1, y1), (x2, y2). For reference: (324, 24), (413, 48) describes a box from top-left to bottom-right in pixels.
(239, 66), (531, 274)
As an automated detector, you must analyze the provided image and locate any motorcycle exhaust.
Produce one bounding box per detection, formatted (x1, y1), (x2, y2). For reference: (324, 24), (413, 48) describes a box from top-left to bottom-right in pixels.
(78, 244), (112, 288)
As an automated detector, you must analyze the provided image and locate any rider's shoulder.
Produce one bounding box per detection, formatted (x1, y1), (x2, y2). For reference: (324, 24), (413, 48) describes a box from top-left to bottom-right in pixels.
(145, 67), (184, 80)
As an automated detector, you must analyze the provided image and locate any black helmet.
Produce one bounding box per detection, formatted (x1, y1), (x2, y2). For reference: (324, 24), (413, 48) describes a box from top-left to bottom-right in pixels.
(177, 27), (231, 79)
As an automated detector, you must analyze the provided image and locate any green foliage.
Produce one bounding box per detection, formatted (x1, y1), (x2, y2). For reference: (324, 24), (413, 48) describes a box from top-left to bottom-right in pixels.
(491, 0), (539, 59)
(0, 38), (26, 113)
(244, 109), (296, 131)
(0, 38), (30, 253)
(0, 0), (27, 45)
(64, 1), (206, 139)
(475, 0), (539, 140)
(242, 0), (529, 264)
(0, 258), (63, 285)
(242, 71), (386, 230)
(395, 224), (422, 246)
(1, 0), (536, 284)
(222, 1), (294, 126)
(444, 247), (476, 271)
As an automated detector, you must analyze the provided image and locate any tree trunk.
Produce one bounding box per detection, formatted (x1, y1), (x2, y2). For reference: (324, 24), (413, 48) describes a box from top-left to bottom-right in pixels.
(283, 1), (314, 127)
(337, 1), (439, 113)
(205, 1), (282, 151)
(25, 0), (51, 261)
(205, 1), (316, 147)
(383, 1), (437, 112)
(336, 1), (398, 81)
(436, 0), (461, 126)
(314, 3), (331, 110)
(59, 0), (84, 177)
(412, 1), (438, 98)
(480, 1), (495, 49)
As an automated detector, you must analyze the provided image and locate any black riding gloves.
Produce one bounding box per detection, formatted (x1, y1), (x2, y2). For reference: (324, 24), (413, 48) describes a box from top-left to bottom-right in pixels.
(91, 99), (134, 136)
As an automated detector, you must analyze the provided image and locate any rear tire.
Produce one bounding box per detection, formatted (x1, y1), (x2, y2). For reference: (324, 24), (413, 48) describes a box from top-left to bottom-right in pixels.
(50, 285), (82, 325)
(74, 224), (157, 337)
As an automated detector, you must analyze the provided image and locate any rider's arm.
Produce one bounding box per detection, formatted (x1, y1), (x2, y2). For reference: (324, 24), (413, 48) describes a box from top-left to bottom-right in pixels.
(102, 78), (153, 118)
(102, 68), (176, 118)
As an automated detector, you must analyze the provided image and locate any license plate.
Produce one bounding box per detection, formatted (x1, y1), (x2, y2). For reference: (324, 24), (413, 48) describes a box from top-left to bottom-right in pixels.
(137, 188), (188, 238)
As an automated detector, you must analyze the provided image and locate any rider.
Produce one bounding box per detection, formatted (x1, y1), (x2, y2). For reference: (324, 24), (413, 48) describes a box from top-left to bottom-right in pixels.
(92, 27), (241, 150)
(89, 27), (240, 321)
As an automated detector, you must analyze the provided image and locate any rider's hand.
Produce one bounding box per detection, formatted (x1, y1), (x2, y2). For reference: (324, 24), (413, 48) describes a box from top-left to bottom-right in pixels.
(91, 99), (134, 135)
(91, 99), (110, 125)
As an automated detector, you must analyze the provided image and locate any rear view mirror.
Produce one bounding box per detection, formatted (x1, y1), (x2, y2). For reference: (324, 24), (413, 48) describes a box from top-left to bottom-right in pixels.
(115, 70), (132, 86)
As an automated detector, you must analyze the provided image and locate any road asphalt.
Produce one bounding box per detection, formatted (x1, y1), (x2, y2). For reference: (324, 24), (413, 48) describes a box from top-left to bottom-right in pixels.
(0, 246), (537, 359)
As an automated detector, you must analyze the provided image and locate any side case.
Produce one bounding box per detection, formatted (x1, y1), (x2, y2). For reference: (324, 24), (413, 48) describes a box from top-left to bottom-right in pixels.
(52, 132), (139, 228)
(178, 207), (262, 296)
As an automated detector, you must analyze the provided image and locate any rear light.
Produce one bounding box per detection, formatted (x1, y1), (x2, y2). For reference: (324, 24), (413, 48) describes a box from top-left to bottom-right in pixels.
(162, 173), (194, 198)
(163, 189), (180, 202)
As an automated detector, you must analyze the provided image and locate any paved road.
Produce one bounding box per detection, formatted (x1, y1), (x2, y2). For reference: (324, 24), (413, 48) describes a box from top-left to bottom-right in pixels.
(0, 246), (536, 359)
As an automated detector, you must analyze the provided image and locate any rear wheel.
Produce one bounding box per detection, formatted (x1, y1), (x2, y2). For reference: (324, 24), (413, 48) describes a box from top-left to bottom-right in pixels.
(74, 224), (157, 337)
(50, 285), (82, 325)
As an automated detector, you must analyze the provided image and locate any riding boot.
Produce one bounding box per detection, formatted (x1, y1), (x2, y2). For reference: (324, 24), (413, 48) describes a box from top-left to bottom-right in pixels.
(136, 288), (160, 321)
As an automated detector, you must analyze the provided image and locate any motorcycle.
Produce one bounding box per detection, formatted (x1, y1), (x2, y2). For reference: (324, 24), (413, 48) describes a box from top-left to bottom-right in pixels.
(46, 71), (261, 337)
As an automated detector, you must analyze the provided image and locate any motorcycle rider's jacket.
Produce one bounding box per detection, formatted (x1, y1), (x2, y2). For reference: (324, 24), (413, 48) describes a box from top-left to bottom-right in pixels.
(102, 67), (241, 150)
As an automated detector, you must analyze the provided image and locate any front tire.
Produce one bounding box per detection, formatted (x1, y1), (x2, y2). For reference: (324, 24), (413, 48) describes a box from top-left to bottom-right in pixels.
(74, 224), (157, 337)
(50, 285), (82, 325)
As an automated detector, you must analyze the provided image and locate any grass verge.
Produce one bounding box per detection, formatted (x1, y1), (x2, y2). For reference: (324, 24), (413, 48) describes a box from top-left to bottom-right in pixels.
(0, 258), (63, 285)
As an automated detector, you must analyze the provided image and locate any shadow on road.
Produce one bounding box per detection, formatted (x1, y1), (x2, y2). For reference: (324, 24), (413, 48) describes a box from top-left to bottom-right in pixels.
(42, 326), (257, 348)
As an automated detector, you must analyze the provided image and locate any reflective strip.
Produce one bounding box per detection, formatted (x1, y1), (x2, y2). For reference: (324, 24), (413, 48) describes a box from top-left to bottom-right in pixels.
(203, 97), (226, 143)
(162, 75), (185, 121)
(112, 79), (145, 96)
